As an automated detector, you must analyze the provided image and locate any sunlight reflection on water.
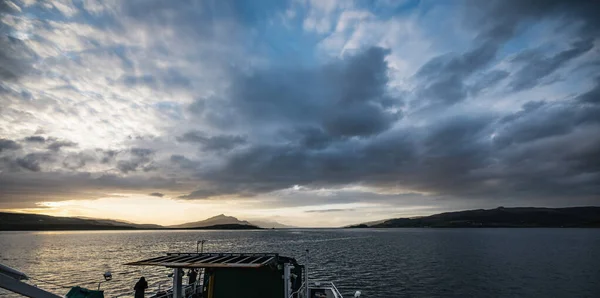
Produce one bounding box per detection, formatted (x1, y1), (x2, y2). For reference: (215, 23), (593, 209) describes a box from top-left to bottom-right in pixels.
(1, 229), (599, 298)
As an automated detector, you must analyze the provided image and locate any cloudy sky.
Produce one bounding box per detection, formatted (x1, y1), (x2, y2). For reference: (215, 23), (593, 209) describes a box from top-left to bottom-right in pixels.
(0, 0), (599, 227)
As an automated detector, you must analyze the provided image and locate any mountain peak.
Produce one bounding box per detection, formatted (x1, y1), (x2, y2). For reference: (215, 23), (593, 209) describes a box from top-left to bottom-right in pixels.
(169, 214), (249, 228)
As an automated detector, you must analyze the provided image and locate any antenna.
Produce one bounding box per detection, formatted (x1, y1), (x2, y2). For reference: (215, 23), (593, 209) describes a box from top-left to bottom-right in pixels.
(305, 249), (309, 298)
(196, 240), (207, 253)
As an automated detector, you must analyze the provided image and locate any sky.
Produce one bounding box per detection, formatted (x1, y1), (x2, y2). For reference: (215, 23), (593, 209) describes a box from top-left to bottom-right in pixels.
(0, 0), (599, 227)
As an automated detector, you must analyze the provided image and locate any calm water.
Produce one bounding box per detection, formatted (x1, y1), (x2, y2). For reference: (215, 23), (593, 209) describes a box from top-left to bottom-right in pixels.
(1, 229), (599, 298)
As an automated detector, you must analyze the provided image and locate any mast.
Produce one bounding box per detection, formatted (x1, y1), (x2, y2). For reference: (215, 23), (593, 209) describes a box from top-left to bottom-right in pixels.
(305, 250), (309, 298)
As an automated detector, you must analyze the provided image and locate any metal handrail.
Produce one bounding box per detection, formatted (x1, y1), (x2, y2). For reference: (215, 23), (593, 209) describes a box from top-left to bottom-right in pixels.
(112, 280), (202, 298)
(288, 282), (306, 298)
(330, 283), (343, 297)
(309, 281), (344, 298)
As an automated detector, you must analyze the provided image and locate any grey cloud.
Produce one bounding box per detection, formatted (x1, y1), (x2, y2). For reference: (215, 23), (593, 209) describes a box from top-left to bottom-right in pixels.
(415, 42), (499, 105)
(122, 74), (156, 87)
(16, 153), (52, 172)
(450, 0), (600, 98)
(469, 70), (509, 95)
(116, 148), (155, 173)
(170, 154), (201, 170)
(116, 161), (139, 173)
(509, 40), (594, 92)
(324, 103), (398, 137)
(149, 192), (164, 197)
(62, 153), (95, 170)
(181, 133), (417, 199)
(305, 208), (356, 213)
(468, 0), (600, 42)
(214, 47), (398, 138)
(0, 138), (21, 152)
(99, 149), (118, 163)
(176, 131), (247, 152)
(0, 1), (36, 81)
(24, 136), (46, 143)
(494, 101), (600, 147)
(181, 92), (600, 202)
(2, 0), (599, 210)
(47, 140), (78, 151)
(0, 171), (184, 206)
(577, 77), (600, 104)
(130, 148), (154, 157)
(289, 127), (334, 150)
(120, 69), (191, 91)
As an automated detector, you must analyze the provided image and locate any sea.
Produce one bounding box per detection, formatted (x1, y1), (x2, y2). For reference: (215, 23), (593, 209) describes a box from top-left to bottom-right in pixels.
(1, 229), (599, 298)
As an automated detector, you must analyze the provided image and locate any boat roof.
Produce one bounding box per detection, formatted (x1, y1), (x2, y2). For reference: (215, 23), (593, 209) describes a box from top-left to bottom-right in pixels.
(125, 253), (296, 269)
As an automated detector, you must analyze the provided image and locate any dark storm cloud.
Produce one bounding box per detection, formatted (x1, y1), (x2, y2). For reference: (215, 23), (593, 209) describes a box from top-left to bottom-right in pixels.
(116, 161), (144, 173)
(181, 132), (417, 199)
(116, 148), (155, 173)
(509, 40), (594, 92)
(206, 47), (399, 138)
(47, 140), (77, 151)
(0, 138), (21, 152)
(130, 148), (154, 158)
(170, 154), (196, 169)
(469, 70), (509, 95)
(2, 0), (599, 210)
(149, 192), (164, 197)
(177, 131), (247, 152)
(99, 149), (118, 163)
(415, 42), (499, 105)
(62, 153), (95, 170)
(467, 0), (600, 41)
(495, 103), (600, 148)
(24, 136), (46, 143)
(15, 153), (52, 172)
(183, 93), (600, 202)
(577, 78), (600, 104)
(415, 0), (600, 107)
(0, 171), (183, 206)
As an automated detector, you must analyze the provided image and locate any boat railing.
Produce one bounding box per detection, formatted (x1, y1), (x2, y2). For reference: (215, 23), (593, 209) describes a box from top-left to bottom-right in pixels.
(112, 280), (201, 298)
(310, 281), (344, 298)
(289, 282), (306, 298)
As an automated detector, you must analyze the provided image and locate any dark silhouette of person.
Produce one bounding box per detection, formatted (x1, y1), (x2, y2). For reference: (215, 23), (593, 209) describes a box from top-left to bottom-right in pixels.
(188, 269), (198, 285)
(134, 277), (148, 298)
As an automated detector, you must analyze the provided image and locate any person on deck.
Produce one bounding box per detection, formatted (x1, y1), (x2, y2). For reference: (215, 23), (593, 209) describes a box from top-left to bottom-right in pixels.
(188, 269), (198, 285)
(134, 277), (148, 298)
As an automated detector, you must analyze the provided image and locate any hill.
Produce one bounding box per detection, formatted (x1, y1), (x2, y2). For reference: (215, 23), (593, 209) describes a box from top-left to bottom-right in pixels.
(76, 217), (163, 229)
(169, 214), (292, 229)
(169, 214), (251, 228)
(348, 207), (600, 228)
(0, 212), (140, 231)
(248, 219), (296, 229)
(0, 212), (282, 231)
(185, 223), (261, 230)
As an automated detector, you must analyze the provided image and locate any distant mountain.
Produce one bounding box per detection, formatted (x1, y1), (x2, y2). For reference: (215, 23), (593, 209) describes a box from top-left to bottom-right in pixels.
(169, 214), (291, 229)
(249, 219), (296, 229)
(169, 214), (251, 228)
(0, 212), (140, 231)
(0, 212), (284, 231)
(348, 207), (600, 228)
(185, 223), (261, 230)
(76, 217), (163, 229)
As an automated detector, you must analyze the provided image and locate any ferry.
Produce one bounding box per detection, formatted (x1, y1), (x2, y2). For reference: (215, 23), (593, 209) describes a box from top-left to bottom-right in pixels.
(0, 251), (360, 298)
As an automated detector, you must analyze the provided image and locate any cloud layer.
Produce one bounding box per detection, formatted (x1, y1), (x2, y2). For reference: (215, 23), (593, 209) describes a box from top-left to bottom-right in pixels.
(0, 0), (598, 218)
